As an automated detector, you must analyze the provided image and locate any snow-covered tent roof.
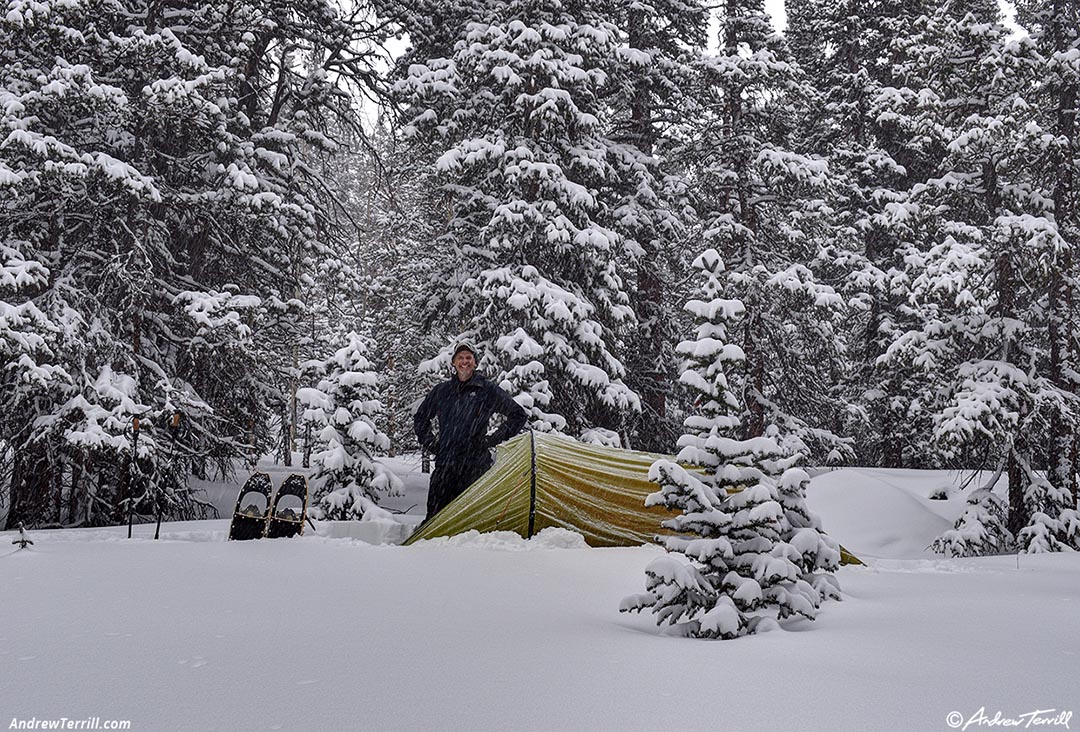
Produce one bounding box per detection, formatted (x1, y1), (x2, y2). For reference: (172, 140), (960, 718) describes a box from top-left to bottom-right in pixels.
(404, 431), (861, 564)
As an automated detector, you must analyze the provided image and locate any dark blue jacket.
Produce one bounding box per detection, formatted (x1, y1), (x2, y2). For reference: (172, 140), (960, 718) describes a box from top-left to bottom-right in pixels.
(413, 373), (527, 465)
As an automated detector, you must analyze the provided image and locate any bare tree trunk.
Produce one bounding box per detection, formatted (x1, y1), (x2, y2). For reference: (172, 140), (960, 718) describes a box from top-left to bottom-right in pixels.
(1049, 0), (1078, 494)
(626, 7), (668, 444)
(68, 455), (83, 525)
(246, 418), (256, 468)
(6, 448), (56, 529)
(1006, 445), (1028, 538)
(53, 463), (63, 525)
(996, 242), (1028, 532)
(5, 451), (25, 530)
(386, 354), (396, 457)
(742, 310), (766, 439)
(285, 345), (298, 467)
(1073, 437), (1079, 507)
(281, 401), (292, 468)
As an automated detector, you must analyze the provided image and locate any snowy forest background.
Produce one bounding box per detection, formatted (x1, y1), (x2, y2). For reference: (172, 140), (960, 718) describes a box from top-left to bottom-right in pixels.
(1, 0), (1078, 556)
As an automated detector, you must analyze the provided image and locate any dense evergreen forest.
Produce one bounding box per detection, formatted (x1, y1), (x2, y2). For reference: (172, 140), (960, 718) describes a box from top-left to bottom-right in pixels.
(1, 0), (1077, 554)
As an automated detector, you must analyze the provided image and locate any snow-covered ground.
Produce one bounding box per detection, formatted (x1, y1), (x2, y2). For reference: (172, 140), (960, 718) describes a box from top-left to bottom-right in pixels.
(2, 465), (1077, 732)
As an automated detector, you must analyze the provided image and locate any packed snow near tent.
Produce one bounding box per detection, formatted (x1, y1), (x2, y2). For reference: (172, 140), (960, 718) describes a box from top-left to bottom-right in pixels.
(1, 462), (1078, 732)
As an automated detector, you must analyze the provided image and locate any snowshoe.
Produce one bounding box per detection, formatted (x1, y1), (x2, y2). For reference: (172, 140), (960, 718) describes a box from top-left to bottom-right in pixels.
(266, 473), (308, 539)
(228, 472), (273, 541)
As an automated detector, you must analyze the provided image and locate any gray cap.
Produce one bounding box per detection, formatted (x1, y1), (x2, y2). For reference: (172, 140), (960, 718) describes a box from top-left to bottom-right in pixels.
(452, 343), (477, 360)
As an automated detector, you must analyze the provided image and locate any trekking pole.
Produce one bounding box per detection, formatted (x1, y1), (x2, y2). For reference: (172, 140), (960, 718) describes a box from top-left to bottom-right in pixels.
(155, 411), (183, 540)
(128, 416), (140, 539)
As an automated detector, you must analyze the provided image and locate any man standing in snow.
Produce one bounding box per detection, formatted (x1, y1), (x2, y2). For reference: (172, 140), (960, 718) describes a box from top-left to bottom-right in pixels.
(414, 344), (528, 521)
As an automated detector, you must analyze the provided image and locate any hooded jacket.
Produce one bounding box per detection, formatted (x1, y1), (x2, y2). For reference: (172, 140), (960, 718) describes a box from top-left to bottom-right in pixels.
(413, 373), (527, 465)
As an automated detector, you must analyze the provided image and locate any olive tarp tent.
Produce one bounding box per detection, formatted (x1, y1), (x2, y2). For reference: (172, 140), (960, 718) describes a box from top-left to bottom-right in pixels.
(404, 431), (861, 565)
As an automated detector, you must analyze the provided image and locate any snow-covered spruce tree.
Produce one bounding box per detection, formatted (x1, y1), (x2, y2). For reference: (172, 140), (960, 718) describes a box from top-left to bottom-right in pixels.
(336, 124), (446, 453)
(877, 6), (1078, 554)
(675, 0), (852, 463)
(0, 0), (387, 527)
(602, 0), (706, 453)
(621, 249), (841, 639)
(787, 0), (937, 468)
(297, 332), (402, 520)
(1013, 0), (1080, 548)
(398, 0), (641, 440)
(294, 120), (441, 463)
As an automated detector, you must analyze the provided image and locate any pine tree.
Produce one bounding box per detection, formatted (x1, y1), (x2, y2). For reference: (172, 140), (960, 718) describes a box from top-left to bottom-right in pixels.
(787, 0), (935, 468)
(677, 0), (852, 462)
(604, 0), (706, 452)
(880, 4), (1079, 553)
(298, 332), (402, 520)
(621, 249), (841, 639)
(1016, 0), (1080, 549)
(0, 0), (389, 527)
(399, 0), (641, 439)
(306, 120), (445, 458)
(355, 130), (447, 453)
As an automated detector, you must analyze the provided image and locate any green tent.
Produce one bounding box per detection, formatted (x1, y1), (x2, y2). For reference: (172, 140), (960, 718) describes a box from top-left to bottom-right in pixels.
(404, 431), (861, 564)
